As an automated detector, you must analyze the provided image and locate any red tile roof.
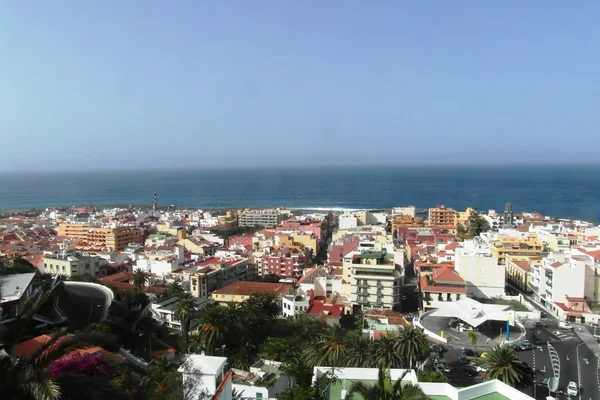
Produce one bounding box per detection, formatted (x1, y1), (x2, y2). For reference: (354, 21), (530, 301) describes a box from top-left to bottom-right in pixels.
(511, 260), (531, 273)
(307, 300), (344, 317)
(565, 296), (586, 303)
(212, 281), (291, 297)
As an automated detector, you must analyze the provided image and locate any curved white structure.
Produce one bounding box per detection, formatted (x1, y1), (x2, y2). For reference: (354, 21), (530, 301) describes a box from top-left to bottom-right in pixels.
(63, 281), (114, 319)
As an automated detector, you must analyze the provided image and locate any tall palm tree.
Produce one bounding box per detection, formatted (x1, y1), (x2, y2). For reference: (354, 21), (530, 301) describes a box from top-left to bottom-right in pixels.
(466, 331), (478, 353)
(172, 293), (198, 353)
(197, 305), (230, 355)
(372, 332), (404, 369)
(482, 345), (533, 386)
(396, 325), (429, 369)
(302, 324), (348, 367)
(141, 355), (182, 400)
(344, 333), (375, 368)
(164, 282), (185, 299)
(132, 268), (149, 290)
(348, 367), (429, 400)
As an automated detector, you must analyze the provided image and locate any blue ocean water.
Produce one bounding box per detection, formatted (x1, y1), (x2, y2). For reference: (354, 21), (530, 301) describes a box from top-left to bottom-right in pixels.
(0, 166), (599, 220)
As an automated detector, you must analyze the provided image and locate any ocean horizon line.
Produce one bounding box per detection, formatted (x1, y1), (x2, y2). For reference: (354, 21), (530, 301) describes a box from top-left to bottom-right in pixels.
(2, 162), (600, 175)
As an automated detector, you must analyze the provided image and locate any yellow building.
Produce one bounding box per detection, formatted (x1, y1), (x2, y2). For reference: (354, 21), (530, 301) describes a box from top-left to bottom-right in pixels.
(179, 237), (218, 256)
(57, 223), (142, 251)
(456, 207), (476, 226)
(428, 206), (457, 227)
(505, 255), (542, 292)
(491, 234), (545, 265)
(211, 281), (291, 304)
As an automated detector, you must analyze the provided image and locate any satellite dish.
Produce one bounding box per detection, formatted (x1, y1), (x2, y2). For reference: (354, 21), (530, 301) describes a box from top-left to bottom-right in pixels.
(548, 377), (559, 392)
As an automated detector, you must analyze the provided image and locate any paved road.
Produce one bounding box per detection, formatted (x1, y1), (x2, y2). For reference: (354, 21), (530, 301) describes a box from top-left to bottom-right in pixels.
(517, 325), (600, 400)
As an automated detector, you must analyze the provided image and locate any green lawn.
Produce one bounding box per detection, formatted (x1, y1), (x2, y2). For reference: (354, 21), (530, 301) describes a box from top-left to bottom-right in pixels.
(472, 393), (510, 400)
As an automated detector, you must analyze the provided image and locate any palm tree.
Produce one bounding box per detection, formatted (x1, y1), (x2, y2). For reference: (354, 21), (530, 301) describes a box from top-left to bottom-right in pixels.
(164, 282), (185, 298)
(348, 367), (429, 400)
(197, 305), (230, 355)
(141, 355), (182, 400)
(372, 332), (404, 369)
(132, 268), (149, 290)
(466, 331), (478, 353)
(172, 293), (198, 353)
(344, 333), (375, 368)
(302, 324), (348, 367)
(482, 345), (533, 386)
(396, 325), (430, 369)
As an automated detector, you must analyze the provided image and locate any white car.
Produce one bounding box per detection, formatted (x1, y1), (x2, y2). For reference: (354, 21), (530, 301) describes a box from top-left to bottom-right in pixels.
(567, 381), (578, 396)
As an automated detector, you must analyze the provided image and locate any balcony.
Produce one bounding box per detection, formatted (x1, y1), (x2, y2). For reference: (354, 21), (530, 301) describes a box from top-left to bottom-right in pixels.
(356, 282), (369, 288)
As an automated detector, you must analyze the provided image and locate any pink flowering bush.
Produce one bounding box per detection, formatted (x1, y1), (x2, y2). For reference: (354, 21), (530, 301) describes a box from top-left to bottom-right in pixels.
(47, 352), (111, 378)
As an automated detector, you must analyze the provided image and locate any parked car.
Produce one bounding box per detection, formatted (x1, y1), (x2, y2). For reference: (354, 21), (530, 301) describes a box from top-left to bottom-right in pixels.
(518, 341), (534, 351)
(463, 367), (477, 377)
(567, 381), (578, 396)
(559, 321), (573, 330)
(533, 321), (546, 328)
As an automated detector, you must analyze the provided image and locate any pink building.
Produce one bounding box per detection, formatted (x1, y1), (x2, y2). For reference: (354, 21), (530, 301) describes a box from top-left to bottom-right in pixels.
(228, 233), (254, 248)
(262, 247), (309, 279)
(277, 219), (323, 241)
(328, 236), (359, 263)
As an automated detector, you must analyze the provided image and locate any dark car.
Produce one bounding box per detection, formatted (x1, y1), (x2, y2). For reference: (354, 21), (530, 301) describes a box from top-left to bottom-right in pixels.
(533, 321), (546, 328)
(519, 342), (534, 351)
(463, 367), (478, 377)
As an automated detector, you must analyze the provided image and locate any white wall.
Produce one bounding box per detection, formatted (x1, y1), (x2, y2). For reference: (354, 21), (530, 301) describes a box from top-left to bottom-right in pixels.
(338, 215), (358, 230)
(455, 252), (504, 298)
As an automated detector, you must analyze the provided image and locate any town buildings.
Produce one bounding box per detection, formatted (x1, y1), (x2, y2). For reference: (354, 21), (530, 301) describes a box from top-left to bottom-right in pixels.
(57, 223), (143, 251)
(342, 249), (402, 310)
(237, 209), (283, 228)
(42, 248), (104, 278)
(211, 281), (291, 305)
(428, 206), (457, 227)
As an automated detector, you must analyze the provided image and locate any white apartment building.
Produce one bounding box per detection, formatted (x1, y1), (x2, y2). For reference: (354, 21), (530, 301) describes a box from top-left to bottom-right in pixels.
(454, 239), (504, 298)
(136, 245), (185, 276)
(338, 214), (358, 230)
(281, 288), (311, 317)
(392, 206), (416, 218)
(150, 295), (215, 329)
(529, 252), (587, 309)
(42, 249), (104, 278)
(238, 210), (283, 228)
(342, 249), (402, 310)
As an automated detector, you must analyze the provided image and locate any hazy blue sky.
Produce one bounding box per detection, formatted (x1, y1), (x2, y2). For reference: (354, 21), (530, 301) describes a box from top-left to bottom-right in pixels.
(1, 1), (599, 171)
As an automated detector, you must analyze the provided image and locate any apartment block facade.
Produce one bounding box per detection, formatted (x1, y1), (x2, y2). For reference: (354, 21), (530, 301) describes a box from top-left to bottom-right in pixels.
(342, 249), (402, 310)
(43, 250), (103, 278)
(57, 223), (142, 251)
(237, 210), (283, 228)
(428, 206), (457, 227)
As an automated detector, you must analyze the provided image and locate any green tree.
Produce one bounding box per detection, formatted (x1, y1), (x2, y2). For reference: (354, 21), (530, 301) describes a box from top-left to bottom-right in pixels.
(482, 345), (534, 386)
(372, 333), (404, 369)
(132, 268), (149, 290)
(159, 282), (184, 299)
(197, 305), (231, 355)
(302, 324), (348, 367)
(466, 331), (478, 352)
(417, 370), (449, 383)
(348, 367), (429, 400)
(262, 337), (289, 361)
(396, 326), (430, 369)
(344, 332), (375, 368)
(172, 293), (198, 353)
(467, 211), (490, 238)
(141, 355), (182, 400)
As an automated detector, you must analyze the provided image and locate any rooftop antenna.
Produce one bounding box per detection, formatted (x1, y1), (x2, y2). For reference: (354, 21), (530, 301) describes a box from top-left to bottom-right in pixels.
(153, 192), (157, 211)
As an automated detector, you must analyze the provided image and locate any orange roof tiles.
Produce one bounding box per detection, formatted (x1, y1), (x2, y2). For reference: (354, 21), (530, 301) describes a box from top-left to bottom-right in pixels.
(212, 281), (291, 297)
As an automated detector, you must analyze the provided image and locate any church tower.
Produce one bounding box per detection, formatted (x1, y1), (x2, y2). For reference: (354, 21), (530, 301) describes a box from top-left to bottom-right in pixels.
(503, 203), (514, 228)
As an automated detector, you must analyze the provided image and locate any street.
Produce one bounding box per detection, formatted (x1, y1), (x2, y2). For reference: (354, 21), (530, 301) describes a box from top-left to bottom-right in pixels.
(517, 324), (600, 400)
